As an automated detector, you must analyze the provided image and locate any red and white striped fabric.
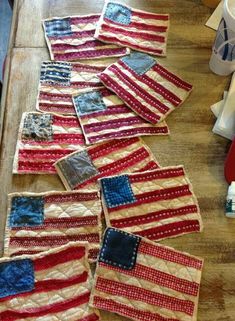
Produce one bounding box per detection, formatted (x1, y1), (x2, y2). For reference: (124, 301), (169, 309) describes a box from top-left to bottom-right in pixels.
(55, 137), (160, 191)
(98, 52), (193, 124)
(4, 190), (102, 262)
(73, 87), (169, 145)
(100, 166), (203, 241)
(90, 227), (203, 321)
(95, 1), (169, 56)
(43, 14), (129, 61)
(13, 112), (85, 174)
(0, 242), (100, 321)
(37, 61), (106, 115)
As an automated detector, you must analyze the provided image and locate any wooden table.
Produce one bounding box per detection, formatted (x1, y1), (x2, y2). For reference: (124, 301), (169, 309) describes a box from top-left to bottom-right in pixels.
(0, 1), (234, 320)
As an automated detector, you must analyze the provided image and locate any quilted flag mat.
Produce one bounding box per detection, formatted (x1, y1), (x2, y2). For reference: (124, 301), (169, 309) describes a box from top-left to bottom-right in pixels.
(100, 166), (203, 241)
(90, 227), (203, 321)
(37, 61), (107, 114)
(95, 1), (169, 56)
(4, 190), (102, 262)
(73, 87), (169, 145)
(98, 51), (193, 124)
(43, 14), (129, 61)
(0, 242), (100, 321)
(13, 112), (85, 174)
(55, 137), (160, 190)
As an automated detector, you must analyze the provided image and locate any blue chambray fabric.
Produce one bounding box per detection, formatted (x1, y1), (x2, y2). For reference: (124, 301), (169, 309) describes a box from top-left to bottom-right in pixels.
(9, 196), (44, 227)
(0, 259), (35, 298)
(40, 62), (71, 85)
(44, 18), (72, 37)
(101, 175), (136, 208)
(74, 91), (107, 116)
(99, 228), (140, 270)
(104, 2), (131, 25)
(121, 52), (156, 75)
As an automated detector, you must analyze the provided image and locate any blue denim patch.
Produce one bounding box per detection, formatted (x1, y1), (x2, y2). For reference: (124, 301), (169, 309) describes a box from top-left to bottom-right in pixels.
(101, 175), (136, 208)
(0, 259), (35, 298)
(121, 52), (156, 75)
(9, 196), (44, 227)
(99, 228), (140, 270)
(40, 62), (71, 86)
(73, 91), (106, 116)
(104, 2), (131, 25)
(44, 18), (72, 37)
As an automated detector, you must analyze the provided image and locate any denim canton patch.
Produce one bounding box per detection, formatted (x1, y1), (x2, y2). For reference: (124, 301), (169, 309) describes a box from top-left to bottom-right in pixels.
(40, 61), (71, 86)
(99, 228), (140, 270)
(121, 52), (156, 75)
(0, 259), (35, 298)
(101, 175), (136, 208)
(44, 18), (73, 37)
(9, 196), (44, 227)
(104, 2), (131, 25)
(73, 91), (107, 116)
(22, 114), (53, 141)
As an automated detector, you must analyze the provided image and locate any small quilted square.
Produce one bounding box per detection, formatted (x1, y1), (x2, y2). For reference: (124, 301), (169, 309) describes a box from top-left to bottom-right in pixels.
(0, 243), (100, 321)
(74, 90), (107, 116)
(5, 190), (102, 262)
(43, 14), (129, 61)
(101, 166), (203, 241)
(40, 61), (71, 86)
(22, 113), (53, 141)
(95, 1), (169, 56)
(90, 227), (203, 321)
(9, 196), (44, 227)
(98, 52), (193, 124)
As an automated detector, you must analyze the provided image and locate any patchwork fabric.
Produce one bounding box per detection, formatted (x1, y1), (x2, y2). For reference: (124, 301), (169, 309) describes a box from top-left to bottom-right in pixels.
(4, 190), (102, 262)
(100, 166), (203, 241)
(98, 52), (193, 124)
(13, 112), (86, 174)
(73, 88), (169, 144)
(22, 113), (53, 141)
(95, 1), (169, 56)
(55, 137), (160, 190)
(90, 227), (203, 321)
(37, 61), (107, 115)
(43, 14), (129, 61)
(0, 243), (100, 321)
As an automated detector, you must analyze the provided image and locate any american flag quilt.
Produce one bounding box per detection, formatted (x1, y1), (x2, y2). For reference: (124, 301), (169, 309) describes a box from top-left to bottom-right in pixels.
(37, 61), (107, 115)
(73, 87), (169, 145)
(4, 190), (102, 262)
(13, 112), (85, 174)
(98, 51), (193, 124)
(0, 242), (100, 321)
(90, 227), (203, 321)
(94, 1), (169, 56)
(55, 137), (160, 191)
(43, 14), (129, 61)
(100, 166), (203, 241)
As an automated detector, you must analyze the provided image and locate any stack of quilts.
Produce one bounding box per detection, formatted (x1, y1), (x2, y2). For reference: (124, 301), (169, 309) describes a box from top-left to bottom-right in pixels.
(1, 1), (204, 321)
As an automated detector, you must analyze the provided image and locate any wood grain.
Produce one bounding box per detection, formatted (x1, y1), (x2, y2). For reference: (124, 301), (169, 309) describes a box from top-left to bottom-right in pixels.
(1, 1), (235, 320)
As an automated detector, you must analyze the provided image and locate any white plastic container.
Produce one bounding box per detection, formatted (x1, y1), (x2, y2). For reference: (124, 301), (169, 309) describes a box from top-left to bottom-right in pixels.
(210, 0), (235, 75)
(226, 181), (235, 217)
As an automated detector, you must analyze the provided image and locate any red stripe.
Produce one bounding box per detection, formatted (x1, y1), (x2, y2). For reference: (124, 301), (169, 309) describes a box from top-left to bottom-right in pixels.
(38, 105), (75, 113)
(97, 34), (163, 55)
(10, 234), (100, 247)
(110, 64), (169, 113)
(18, 161), (56, 173)
(128, 167), (185, 183)
(137, 160), (159, 172)
(118, 60), (182, 106)
(108, 185), (192, 212)
(0, 291), (90, 320)
(72, 64), (106, 72)
(52, 40), (105, 51)
(39, 92), (72, 102)
(103, 18), (168, 32)
(11, 250), (40, 256)
(49, 29), (95, 40)
(135, 219), (201, 240)
(52, 134), (85, 144)
(139, 240), (203, 270)
(19, 149), (74, 160)
(152, 64), (192, 91)
(69, 82), (102, 88)
(44, 192), (98, 203)
(101, 23), (165, 42)
(0, 272), (88, 302)
(70, 15), (100, 24)
(95, 277), (194, 315)
(99, 73), (160, 124)
(132, 11), (169, 21)
(99, 262), (199, 296)
(78, 313), (100, 321)
(39, 102), (73, 108)
(88, 248), (100, 260)
(93, 296), (178, 321)
(88, 126), (169, 144)
(110, 205), (199, 228)
(52, 115), (80, 127)
(80, 104), (131, 120)
(33, 245), (85, 271)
